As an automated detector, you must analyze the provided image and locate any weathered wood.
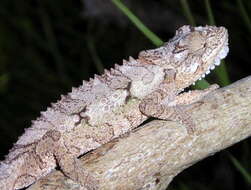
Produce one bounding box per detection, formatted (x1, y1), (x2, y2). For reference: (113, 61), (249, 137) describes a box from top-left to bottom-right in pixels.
(28, 76), (251, 190)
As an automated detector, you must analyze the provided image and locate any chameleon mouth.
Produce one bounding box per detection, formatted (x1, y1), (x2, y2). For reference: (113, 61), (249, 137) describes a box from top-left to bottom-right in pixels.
(196, 39), (229, 83)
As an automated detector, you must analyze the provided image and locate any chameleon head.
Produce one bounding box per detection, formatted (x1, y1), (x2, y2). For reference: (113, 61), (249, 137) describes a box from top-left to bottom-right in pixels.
(138, 25), (229, 89)
(170, 25), (229, 88)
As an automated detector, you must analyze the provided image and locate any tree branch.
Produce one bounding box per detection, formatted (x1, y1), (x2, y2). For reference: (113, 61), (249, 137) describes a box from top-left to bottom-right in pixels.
(28, 76), (251, 190)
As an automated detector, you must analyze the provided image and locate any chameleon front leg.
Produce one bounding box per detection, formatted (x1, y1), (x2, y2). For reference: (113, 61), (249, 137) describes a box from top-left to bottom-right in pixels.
(139, 83), (219, 134)
(37, 130), (98, 190)
(167, 84), (219, 106)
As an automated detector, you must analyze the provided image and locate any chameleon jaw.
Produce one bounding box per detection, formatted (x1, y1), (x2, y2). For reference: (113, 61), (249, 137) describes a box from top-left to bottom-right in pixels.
(196, 38), (229, 83)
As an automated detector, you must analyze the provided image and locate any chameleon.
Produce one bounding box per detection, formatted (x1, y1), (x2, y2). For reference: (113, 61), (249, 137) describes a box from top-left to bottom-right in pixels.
(0, 25), (229, 190)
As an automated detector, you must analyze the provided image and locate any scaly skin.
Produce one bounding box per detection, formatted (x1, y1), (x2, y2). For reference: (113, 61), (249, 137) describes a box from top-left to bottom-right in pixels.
(0, 25), (229, 190)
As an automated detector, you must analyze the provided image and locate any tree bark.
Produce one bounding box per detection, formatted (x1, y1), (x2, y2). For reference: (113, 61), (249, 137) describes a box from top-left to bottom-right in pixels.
(28, 76), (251, 190)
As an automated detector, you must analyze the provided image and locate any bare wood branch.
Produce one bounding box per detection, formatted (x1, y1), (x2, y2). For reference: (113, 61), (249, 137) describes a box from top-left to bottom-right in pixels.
(28, 76), (251, 190)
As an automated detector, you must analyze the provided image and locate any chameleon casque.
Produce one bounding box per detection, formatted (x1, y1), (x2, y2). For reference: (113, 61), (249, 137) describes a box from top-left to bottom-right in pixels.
(0, 25), (229, 190)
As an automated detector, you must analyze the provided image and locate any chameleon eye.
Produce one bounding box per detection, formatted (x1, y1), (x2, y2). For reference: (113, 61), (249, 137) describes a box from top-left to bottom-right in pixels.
(187, 32), (205, 52)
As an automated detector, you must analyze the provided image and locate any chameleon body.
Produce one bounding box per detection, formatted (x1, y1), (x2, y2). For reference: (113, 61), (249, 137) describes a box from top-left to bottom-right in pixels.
(0, 25), (229, 190)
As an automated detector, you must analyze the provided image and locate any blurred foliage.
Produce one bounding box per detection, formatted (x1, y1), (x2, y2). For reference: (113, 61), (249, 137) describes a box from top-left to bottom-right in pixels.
(0, 0), (251, 190)
(229, 154), (251, 185)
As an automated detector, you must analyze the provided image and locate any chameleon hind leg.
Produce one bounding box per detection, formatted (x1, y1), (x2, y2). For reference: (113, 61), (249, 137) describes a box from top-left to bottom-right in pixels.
(37, 130), (99, 190)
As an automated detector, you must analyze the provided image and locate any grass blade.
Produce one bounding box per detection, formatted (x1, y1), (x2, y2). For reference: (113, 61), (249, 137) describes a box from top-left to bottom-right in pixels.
(214, 60), (230, 86)
(111, 0), (163, 47)
(179, 0), (196, 26)
(229, 155), (251, 185)
(194, 80), (210, 90)
(204, 0), (215, 24)
(86, 36), (104, 74)
(237, 0), (251, 33)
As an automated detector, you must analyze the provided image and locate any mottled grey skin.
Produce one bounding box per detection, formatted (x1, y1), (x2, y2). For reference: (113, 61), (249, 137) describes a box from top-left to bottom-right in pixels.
(0, 25), (228, 190)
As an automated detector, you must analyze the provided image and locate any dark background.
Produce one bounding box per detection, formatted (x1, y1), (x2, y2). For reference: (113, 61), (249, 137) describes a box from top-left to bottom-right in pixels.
(0, 0), (251, 189)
